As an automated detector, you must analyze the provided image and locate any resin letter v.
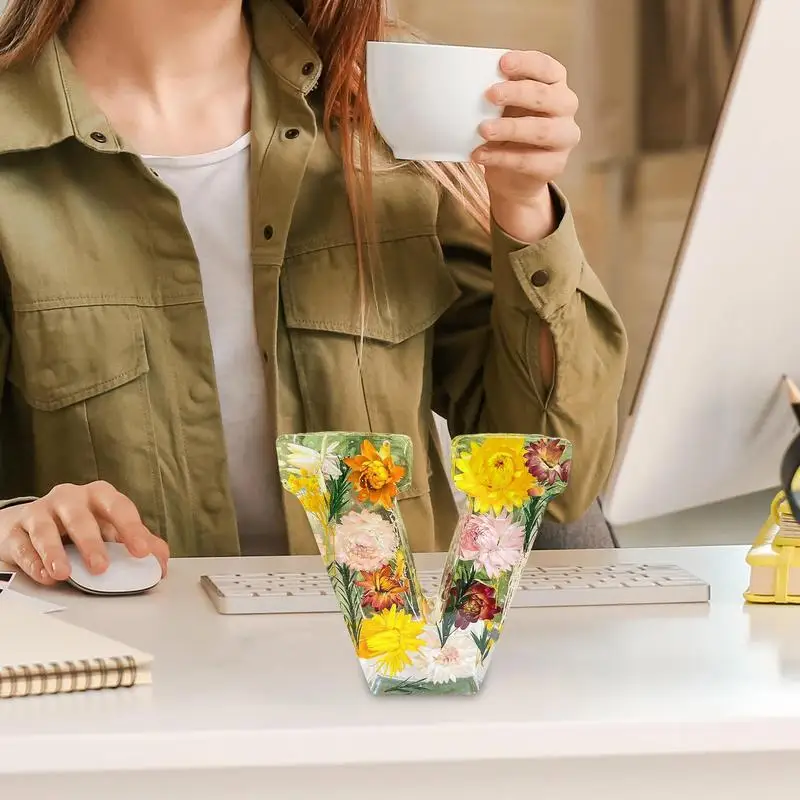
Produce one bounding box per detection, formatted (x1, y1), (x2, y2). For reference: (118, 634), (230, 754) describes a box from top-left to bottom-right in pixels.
(277, 432), (571, 696)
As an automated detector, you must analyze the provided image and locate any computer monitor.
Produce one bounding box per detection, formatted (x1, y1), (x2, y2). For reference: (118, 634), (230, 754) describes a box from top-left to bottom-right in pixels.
(602, 0), (800, 526)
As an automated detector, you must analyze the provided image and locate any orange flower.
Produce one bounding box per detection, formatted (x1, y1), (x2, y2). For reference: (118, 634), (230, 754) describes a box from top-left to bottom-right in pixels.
(357, 563), (410, 612)
(344, 439), (405, 509)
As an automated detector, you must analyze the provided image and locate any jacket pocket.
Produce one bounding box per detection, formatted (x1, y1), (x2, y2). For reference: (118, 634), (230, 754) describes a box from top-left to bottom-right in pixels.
(281, 234), (460, 500)
(9, 305), (149, 411)
(6, 305), (164, 534)
(282, 234), (460, 344)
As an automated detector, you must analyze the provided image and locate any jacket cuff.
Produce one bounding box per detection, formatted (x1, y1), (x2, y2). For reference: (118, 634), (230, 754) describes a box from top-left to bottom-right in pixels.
(491, 184), (586, 321)
(0, 497), (36, 511)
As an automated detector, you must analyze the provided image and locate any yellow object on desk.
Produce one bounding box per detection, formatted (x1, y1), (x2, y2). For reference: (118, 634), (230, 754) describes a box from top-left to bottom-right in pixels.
(745, 491), (800, 604)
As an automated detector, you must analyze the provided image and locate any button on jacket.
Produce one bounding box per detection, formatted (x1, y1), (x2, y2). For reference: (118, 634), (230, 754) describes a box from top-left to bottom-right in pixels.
(0, 0), (627, 557)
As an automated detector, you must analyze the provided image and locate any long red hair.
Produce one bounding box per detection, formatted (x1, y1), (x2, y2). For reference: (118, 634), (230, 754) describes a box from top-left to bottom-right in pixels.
(0, 0), (491, 312)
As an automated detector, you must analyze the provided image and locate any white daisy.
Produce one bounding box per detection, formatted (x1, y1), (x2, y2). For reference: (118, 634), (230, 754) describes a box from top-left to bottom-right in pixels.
(285, 441), (341, 478)
(416, 627), (480, 685)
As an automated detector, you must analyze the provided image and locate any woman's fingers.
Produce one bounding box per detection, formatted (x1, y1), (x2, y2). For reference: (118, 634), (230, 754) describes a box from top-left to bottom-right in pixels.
(5, 525), (56, 585)
(47, 484), (108, 575)
(89, 482), (170, 575)
(499, 50), (567, 85)
(486, 79), (579, 117)
(24, 509), (70, 581)
(479, 114), (581, 150)
(0, 482), (170, 582)
(89, 482), (149, 554)
(147, 534), (170, 576)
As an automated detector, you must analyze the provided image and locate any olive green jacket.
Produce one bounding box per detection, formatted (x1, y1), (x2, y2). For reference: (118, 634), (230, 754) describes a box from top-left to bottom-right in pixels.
(0, 0), (627, 557)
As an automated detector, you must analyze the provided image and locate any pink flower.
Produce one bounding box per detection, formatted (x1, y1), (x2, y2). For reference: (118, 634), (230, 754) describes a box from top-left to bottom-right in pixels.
(334, 510), (398, 572)
(458, 513), (525, 578)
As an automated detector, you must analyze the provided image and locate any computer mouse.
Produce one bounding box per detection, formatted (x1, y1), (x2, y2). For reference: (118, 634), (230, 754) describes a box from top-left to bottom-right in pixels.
(65, 542), (162, 596)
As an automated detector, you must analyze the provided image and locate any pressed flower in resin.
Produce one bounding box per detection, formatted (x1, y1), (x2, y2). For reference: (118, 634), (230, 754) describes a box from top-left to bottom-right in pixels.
(344, 439), (406, 509)
(357, 562), (410, 611)
(459, 512), (525, 578)
(450, 581), (502, 630)
(357, 607), (426, 677)
(524, 439), (572, 488)
(454, 437), (535, 514)
(334, 509), (398, 572)
(277, 432), (571, 696)
(285, 470), (327, 518)
(416, 629), (480, 685)
(285, 440), (342, 478)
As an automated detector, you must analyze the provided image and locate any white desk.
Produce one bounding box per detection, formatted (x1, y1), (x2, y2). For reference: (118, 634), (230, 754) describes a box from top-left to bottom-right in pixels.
(2, 546), (800, 799)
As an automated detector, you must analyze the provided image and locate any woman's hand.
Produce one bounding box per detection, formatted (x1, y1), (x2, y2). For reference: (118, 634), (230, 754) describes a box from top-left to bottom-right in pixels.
(474, 50), (581, 243)
(0, 482), (169, 585)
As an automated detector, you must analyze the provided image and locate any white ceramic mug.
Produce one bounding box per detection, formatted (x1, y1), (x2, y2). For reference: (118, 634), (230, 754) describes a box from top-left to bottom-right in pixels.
(366, 41), (509, 163)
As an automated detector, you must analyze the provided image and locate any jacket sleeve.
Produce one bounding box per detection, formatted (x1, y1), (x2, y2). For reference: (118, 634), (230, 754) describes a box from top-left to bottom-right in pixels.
(0, 271), (36, 511)
(432, 184), (628, 523)
(0, 309), (7, 414)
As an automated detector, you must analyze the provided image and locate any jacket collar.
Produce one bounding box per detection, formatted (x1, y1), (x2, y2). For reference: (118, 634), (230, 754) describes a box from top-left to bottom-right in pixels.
(0, 0), (322, 155)
(251, 0), (321, 95)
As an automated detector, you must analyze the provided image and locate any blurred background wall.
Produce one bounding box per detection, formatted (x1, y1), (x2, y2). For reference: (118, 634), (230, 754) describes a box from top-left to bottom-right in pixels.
(397, 0), (754, 421)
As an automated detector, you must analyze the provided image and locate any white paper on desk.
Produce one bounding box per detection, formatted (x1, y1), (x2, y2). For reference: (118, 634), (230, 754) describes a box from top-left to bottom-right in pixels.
(1, 588), (65, 614)
(0, 570), (14, 594)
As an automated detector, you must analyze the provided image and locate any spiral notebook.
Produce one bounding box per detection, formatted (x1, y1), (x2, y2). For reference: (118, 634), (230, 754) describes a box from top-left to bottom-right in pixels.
(1, 603), (153, 699)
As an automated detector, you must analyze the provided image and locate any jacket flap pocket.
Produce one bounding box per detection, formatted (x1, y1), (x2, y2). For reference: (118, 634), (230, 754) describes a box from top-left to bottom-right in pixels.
(281, 235), (461, 344)
(9, 305), (149, 411)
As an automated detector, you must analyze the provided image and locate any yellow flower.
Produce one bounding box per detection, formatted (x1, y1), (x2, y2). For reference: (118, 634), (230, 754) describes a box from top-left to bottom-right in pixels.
(286, 470), (327, 517)
(357, 607), (425, 677)
(454, 437), (535, 514)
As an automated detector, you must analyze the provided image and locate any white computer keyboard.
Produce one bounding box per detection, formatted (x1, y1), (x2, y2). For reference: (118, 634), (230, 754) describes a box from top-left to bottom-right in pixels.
(200, 563), (710, 615)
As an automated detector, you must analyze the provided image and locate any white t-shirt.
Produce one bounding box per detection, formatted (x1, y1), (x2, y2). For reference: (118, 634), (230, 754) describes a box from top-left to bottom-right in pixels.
(142, 133), (284, 555)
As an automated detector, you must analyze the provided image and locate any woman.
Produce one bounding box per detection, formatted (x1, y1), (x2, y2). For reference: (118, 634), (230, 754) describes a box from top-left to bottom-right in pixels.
(0, 0), (627, 585)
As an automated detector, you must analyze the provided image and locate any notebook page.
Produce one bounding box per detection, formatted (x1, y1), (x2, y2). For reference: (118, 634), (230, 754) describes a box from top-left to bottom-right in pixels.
(1, 589), (66, 614)
(0, 604), (153, 669)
